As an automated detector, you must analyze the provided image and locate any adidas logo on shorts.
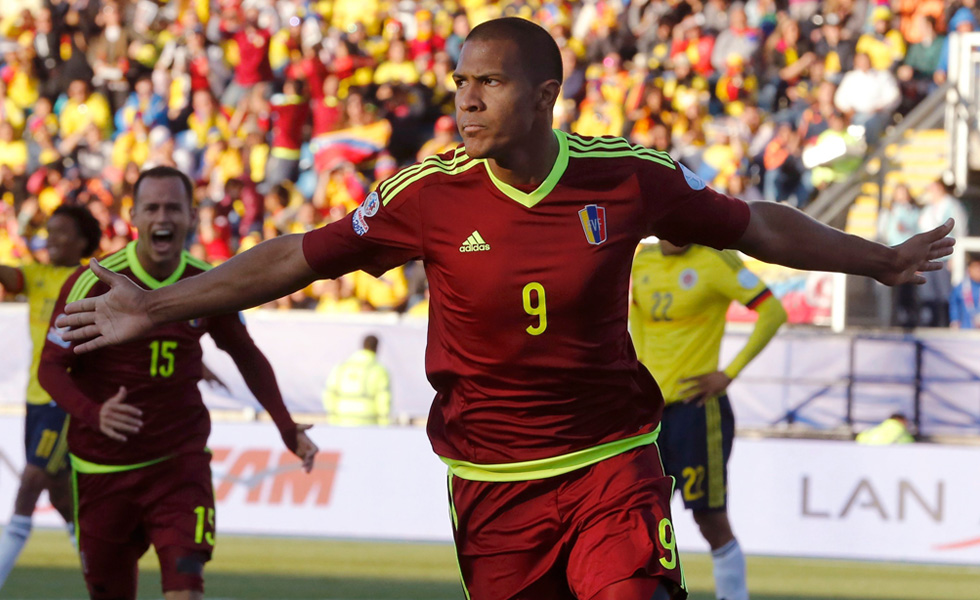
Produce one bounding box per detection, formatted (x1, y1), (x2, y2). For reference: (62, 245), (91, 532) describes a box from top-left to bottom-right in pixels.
(459, 230), (491, 252)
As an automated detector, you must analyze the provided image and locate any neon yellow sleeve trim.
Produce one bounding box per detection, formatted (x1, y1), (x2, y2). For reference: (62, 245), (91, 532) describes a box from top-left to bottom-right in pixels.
(70, 453), (173, 474)
(440, 428), (660, 482)
(723, 294), (787, 380)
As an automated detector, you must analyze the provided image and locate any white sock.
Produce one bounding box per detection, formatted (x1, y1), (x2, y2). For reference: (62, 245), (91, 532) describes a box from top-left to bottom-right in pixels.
(0, 514), (33, 588)
(711, 538), (748, 600)
(66, 521), (77, 551)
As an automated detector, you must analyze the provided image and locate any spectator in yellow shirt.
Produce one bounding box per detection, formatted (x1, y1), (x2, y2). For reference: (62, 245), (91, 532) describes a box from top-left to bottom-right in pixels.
(354, 267), (409, 312)
(856, 7), (907, 72)
(0, 80), (25, 135)
(0, 122), (27, 175)
(573, 82), (625, 137)
(58, 79), (112, 140)
(373, 39), (420, 85)
(111, 119), (151, 170)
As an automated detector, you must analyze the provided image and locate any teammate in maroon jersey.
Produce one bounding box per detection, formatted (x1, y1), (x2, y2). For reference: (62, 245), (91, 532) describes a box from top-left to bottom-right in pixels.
(39, 166), (318, 600)
(56, 19), (953, 600)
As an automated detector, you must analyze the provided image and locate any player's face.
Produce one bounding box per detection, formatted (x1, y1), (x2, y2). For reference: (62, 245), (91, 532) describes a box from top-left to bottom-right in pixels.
(45, 214), (88, 267)
(453, 38), (538, 160)
(132, 177), (194, 272)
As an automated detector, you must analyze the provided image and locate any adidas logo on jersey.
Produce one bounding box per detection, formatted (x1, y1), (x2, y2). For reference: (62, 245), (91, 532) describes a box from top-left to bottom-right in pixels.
(459, 231), (491, 252)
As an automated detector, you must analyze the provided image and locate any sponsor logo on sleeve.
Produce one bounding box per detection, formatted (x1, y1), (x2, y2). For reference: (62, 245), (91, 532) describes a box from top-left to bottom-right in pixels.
(680, 163), (707, 191)
(46, 322), (71, 349)
(737, 268), (760, 289)
(352, 210), (369, 236)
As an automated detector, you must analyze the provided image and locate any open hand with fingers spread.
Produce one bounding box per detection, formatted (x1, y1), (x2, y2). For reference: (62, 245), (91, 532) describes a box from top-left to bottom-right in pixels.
(876, 219), (956, 286)
(99, 386), (142, 442)
(56, 258), (156, 354)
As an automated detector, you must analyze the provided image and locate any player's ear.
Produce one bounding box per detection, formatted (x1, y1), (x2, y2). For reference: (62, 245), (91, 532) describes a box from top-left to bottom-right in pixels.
(536, 79), (561, 113)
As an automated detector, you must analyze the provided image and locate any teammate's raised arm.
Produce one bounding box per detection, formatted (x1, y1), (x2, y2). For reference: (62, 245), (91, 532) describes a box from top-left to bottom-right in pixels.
(58, 234), (318, 353)
(732, 201), (954, 286)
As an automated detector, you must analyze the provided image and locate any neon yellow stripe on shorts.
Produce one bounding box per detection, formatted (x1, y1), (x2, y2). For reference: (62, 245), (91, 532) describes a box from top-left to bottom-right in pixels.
(70, 453), (173, 474)
(440, 428), (660, 482)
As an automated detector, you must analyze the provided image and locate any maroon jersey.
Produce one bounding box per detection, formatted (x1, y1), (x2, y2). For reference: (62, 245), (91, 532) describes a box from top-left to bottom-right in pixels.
(40, 242), (296, 466)
(303, 131), (750, 465)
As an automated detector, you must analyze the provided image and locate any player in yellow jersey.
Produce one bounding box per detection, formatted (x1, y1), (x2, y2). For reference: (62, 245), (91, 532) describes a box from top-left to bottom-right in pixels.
(0, 205), (101, 589)
(630, 240), (787, 600)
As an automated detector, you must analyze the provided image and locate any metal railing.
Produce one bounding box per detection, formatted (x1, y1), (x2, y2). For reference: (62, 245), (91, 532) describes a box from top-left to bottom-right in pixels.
(946, 31), (980, 196)
(805, 81), (950, 226)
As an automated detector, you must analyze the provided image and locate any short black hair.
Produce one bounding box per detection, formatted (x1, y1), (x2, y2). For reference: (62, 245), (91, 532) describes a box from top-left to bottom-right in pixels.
(133, 166), (194, 207)
(465, 17), (563, 86)
(363, 334), (379, 352)
(51, 204), (102, 257)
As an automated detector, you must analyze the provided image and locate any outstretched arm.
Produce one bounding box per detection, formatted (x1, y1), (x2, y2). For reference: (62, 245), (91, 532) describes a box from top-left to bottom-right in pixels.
(732, 202), (955, 285)
(58, 234), (319, 353)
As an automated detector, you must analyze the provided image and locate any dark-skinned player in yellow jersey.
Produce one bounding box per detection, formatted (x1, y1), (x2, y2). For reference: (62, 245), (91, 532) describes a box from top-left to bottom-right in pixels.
(55, 18), (953, 600)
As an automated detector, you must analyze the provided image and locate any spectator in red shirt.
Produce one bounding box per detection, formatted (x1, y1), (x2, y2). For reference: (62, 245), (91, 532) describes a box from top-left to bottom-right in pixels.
(409, 10), (445, 68)
(312, 74), (343, 137)
(219, 7), (273, 110)
(289, 43), (329, 103)
(262, 79), (309, 194)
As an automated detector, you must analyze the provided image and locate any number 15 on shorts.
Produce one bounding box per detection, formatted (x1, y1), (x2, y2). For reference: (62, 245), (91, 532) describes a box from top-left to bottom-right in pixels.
(194, 506), (215, 546)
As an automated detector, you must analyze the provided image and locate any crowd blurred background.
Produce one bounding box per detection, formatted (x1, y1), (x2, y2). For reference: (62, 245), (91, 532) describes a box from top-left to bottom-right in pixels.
(0, 0), (972, 316)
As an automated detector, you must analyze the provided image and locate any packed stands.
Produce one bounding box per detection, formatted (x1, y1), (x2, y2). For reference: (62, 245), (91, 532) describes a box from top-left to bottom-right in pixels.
(0, 0), (969, 316)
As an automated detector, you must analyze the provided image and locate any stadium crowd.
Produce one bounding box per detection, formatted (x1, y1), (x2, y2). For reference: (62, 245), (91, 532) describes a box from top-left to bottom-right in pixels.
(0, 0), (972, 315)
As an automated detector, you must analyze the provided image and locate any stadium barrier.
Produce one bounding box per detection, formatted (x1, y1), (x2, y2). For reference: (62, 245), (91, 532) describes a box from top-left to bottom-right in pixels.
(2, 305), (979, 435)
(1, 416), (977, 565)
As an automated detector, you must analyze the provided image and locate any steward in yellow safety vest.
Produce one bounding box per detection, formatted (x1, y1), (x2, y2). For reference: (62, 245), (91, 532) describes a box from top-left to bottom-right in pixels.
(322, 335), (392, 426)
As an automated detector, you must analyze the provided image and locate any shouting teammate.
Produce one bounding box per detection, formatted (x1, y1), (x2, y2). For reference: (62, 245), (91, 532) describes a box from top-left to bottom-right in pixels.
(56, 19), (953, 600)
(39, 166), (318, 600)
(0, 205), (101, 590)
(631, 241), (787, 600)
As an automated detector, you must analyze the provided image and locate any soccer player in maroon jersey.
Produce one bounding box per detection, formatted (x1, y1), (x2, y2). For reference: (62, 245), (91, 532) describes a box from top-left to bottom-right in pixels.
(56, 19), (953, 600)
(38, 166), (318, 600)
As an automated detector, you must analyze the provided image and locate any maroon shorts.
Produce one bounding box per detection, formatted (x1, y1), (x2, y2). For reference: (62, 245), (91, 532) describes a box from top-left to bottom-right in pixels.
(73, 452), (215, 600)
(448, 443), (687, 600)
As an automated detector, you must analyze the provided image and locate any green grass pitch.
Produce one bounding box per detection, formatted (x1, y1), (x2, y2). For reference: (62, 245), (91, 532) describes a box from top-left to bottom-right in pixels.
(4, 529), (978, 599)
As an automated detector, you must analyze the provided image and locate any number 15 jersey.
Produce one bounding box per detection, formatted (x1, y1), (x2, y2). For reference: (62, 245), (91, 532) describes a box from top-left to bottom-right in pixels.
(303, 131), (750, 469)
(40, 242), (297, 467)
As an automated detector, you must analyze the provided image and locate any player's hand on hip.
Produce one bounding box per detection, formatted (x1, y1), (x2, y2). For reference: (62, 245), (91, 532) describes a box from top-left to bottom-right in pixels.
(99, 386), (142, 442)
(877, 218), (955, 286)
(679, 371), (732, 406)
(294, 423), (318, 473)
(56, 258), (156, 354)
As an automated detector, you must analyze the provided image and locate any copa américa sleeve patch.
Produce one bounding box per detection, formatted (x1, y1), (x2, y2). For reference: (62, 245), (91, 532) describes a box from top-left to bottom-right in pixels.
(679, 163), (707, 191)
(351, 191), (382, 236)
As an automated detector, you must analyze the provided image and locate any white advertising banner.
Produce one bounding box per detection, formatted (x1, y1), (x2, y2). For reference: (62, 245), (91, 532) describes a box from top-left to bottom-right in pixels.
(670, 439), (980, 565)
(1, 417), (977, 564)
(204, 423), (450, 540)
